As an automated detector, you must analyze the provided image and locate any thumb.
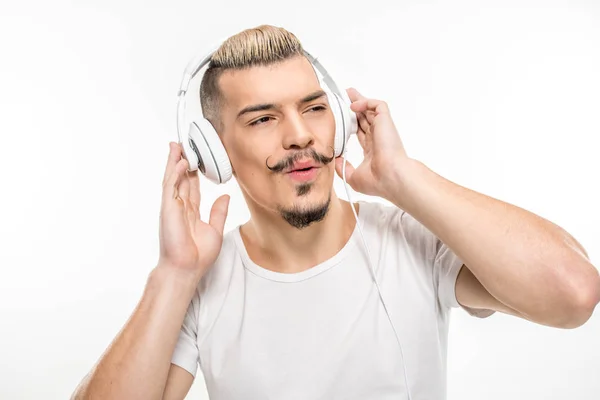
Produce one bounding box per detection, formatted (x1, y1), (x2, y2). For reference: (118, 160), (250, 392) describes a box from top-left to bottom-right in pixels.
(335, 158), (356, 186)
(208, 194), (230, 235)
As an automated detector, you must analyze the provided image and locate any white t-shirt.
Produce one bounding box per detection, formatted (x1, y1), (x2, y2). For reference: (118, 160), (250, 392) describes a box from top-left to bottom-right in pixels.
(171, 201), (493, 400)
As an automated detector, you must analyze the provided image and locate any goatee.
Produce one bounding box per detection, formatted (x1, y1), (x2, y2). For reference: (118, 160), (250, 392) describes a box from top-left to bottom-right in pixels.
(279, 195), (331, 229)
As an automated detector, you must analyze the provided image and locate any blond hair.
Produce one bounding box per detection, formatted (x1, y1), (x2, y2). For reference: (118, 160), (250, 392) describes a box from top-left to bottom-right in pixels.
(200, 25), (305, 131)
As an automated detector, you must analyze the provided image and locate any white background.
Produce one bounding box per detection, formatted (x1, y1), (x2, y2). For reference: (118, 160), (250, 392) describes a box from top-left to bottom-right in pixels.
(0, 0), (599, 399)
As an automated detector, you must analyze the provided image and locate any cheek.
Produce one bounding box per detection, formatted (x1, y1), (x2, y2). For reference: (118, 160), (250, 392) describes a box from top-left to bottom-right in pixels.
(307, 111), (336, 146)
(226, 137), (275, 185)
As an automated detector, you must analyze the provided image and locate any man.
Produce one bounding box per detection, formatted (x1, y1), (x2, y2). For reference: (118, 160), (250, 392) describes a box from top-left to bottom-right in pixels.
(71, 25), (600, 400)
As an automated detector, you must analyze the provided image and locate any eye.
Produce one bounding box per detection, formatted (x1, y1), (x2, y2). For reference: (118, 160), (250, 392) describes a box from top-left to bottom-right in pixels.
(249, 116), (272, 126)
(307, 105), (326, 113)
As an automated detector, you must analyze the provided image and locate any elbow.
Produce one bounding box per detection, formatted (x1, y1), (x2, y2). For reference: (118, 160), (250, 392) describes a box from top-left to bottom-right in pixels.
(70, 372), (93, 400)
(558, 266), (600, 329)
(70, 383), (86, 400)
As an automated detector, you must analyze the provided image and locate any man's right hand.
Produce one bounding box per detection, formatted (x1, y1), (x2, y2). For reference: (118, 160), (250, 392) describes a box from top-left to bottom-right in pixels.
(157, 142), (230, 280)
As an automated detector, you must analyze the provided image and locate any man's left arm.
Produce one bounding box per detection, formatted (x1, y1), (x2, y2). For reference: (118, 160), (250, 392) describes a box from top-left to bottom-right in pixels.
(337, 88), (600, 329)
(388, 158), (599, 329)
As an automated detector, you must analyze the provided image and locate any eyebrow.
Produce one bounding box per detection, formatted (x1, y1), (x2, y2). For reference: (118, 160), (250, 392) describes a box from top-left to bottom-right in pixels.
(236, 90), (327, 120)
(300, 89), (327, 104)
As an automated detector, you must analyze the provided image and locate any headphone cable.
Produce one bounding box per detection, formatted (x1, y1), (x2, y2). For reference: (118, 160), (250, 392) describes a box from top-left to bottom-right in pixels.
(340, 145), (412, 400)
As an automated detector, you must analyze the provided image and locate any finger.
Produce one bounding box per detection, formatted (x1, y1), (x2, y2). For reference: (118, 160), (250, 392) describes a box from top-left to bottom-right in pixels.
(185, 180), (200, 229)
(350, 98), (390, 115)
(346, 87), (367, 103)
(347, 88), (371, 129)
(179, 169), (191, 204)
(364, 110), (377, 125)
(356, 112), (370, 135)
(163, 142), (183, 186)
(355, 112), (371, 151)
(334, 158), (356, 184)
(163, 158), (189, 202)
(356, 128), (367, 150)
(188, 169), (200, 212)
(208, 194), (231, 235)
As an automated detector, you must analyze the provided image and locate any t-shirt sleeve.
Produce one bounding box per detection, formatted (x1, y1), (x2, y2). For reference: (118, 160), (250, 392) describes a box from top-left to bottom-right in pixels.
(393, 205), (494, 318)
(170, 288), (200, 377)
(433, 236), (495, 318)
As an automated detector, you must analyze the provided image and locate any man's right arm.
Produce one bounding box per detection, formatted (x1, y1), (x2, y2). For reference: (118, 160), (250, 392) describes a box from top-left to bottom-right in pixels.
(70, 267), (197, 400)
(70, 142), (230, 399)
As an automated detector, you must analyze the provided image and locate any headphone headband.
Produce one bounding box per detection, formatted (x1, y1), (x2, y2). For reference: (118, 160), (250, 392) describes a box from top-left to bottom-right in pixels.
(176, 43), (351, 146)
(178, 43), (222, 95)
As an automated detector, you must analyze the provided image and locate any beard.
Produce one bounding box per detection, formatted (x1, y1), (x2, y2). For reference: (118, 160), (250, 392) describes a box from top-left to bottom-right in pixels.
(278, 193), (331, 229)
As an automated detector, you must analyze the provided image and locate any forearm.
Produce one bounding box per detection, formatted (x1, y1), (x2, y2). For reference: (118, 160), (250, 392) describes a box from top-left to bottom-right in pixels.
(388, 159), (599, 325)
(72, 267), (199, 400)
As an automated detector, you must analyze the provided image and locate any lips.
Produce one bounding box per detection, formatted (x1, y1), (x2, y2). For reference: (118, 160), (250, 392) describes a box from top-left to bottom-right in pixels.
(285, 160), (321, 183)
(285, 160), (319, 174)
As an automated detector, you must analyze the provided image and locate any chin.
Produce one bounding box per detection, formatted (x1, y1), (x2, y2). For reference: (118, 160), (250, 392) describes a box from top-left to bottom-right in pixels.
(271, 181), (332, 229)
(290, 179), (330, 203)
(280, 194), (332, 229)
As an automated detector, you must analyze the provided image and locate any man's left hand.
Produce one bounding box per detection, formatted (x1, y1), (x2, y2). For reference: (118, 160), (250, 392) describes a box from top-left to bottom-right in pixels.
(335, 88), (411, 200)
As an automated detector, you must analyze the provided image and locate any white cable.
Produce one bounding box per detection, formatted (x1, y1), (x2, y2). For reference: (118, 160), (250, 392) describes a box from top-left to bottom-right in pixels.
(340, 145), (412, 400)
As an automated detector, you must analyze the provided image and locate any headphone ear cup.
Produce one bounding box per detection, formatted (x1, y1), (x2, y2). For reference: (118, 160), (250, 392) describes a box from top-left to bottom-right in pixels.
(181, 127), (200, 172)
(325, 87), (358, 157)
(337, 92), (358, 145)
(187, 118), (232, 184)
(324, 88), (346, 157)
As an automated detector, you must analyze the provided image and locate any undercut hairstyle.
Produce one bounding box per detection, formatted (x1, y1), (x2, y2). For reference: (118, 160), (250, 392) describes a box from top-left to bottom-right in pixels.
(199, 25), (306, 132)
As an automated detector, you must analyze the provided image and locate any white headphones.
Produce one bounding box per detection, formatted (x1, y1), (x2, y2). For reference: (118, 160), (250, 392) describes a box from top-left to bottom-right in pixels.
(176, 43), (358, 184)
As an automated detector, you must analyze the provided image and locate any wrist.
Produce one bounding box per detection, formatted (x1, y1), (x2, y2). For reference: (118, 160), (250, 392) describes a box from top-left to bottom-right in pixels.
(383, 157), (427, 208)
(147, 265), (202, 297)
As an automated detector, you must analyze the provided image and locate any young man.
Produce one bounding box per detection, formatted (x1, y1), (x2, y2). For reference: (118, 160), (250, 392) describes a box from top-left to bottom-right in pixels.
(71, 25), (599, 400)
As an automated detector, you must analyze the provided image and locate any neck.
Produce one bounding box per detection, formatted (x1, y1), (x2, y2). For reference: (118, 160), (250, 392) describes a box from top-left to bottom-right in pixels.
(240, 192), (358, 274)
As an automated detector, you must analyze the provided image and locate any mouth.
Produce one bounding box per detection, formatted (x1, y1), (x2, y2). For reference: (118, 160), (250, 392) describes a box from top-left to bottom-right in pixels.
(290, 166), (315, 173)
(285, 160), (319, 174)
(286, 164), (320, 182)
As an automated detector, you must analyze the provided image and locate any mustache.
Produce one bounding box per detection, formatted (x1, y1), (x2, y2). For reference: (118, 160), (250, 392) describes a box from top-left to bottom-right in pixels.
(266, 147), (335, 173)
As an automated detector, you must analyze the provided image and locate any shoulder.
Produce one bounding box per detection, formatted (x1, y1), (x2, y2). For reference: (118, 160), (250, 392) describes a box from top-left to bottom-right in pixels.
(357, 200), (403, 229)
(186, 229), (242, 346)
(358, 200), (437, 254)
(358, 201), (426, 234)
(190, 227), (241, 304)
(199, 228), (240, 286)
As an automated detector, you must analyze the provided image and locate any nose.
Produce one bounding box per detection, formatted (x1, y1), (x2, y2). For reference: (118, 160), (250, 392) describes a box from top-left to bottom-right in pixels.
(281, 113), (314, 151)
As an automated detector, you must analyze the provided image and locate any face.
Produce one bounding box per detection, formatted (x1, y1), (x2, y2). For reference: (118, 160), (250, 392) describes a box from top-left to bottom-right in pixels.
(218, 55), (337, 229)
